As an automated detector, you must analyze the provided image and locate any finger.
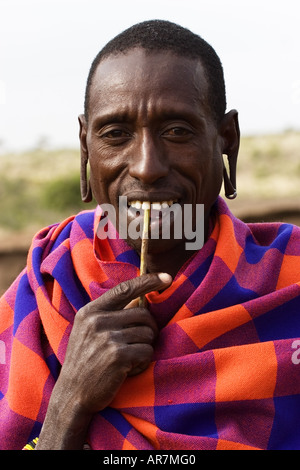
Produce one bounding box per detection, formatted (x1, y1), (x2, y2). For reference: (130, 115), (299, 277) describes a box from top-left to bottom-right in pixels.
(126, 343), (154, 376)
(113, 325), (156, 345)
(96, 307), (158, 337)
(92, 272), (172, 311)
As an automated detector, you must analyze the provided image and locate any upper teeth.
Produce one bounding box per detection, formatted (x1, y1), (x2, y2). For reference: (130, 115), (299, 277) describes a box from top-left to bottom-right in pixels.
(129, 200), (177, 210)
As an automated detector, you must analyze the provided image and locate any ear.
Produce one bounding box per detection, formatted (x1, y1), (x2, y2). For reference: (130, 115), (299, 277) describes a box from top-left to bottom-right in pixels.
(219, 109), (240, 199)
(78, 114), (93, 203)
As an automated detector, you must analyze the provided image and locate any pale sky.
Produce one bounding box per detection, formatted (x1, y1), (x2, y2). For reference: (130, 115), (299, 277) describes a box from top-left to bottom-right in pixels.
(0, 0), (299, 152)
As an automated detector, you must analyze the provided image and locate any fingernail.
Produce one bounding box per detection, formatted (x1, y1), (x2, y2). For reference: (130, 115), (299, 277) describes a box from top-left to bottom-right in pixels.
(158, 273), (172, 284)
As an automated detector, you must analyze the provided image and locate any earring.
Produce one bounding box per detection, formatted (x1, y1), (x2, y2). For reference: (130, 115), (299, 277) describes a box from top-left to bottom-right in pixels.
(80, 157), (93, 203)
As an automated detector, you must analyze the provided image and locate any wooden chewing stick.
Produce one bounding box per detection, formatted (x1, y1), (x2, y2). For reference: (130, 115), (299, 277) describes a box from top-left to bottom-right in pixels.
(139, 203), (150, 307)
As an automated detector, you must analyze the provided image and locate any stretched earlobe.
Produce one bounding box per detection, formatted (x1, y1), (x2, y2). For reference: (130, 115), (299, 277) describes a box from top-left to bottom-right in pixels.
(78, 114), (93, 203)
(80, 157), (93, 203)
(223, 165), (237, 199)
(220, 110), (240, 200)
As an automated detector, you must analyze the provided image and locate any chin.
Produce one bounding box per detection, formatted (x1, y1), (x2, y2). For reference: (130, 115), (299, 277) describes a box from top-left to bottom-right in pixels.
(128, 236), (186, 255)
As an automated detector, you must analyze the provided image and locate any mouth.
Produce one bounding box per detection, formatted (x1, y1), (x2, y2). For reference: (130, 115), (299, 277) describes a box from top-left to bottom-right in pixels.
(128, 199), (178, 210)
(124, 197), (182, 242)
(127, 198), (181, 222)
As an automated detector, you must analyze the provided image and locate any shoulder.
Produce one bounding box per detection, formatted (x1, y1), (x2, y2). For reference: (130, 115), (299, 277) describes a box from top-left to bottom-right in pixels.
(247, 221), (300, 253)
(30, 207), (97, 251)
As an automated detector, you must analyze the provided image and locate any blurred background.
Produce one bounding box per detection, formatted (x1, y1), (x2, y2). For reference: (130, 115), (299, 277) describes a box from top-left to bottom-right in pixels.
(0, 0), (299, 294)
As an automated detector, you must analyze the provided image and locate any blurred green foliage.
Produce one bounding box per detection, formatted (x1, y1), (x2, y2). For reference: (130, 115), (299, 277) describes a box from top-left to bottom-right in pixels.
(0, 176), (34, 230)
(41, 174), (87, 212)
(0, 148), (94, 232)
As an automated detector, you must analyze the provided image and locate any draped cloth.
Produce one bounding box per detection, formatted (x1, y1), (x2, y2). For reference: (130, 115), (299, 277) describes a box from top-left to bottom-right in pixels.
(1, 197), (300, 450)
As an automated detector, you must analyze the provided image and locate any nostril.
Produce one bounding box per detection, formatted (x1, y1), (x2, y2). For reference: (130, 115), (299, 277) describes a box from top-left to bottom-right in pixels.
(129, 158), (169, 184)
(128, 132), (169, 184)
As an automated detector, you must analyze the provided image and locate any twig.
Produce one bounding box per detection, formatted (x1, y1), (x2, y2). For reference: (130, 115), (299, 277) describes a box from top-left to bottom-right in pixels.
(139, 205), (150, 307)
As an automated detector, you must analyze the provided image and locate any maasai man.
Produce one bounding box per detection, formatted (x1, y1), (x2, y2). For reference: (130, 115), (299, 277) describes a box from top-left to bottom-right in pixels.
(1, 20), (300, 450)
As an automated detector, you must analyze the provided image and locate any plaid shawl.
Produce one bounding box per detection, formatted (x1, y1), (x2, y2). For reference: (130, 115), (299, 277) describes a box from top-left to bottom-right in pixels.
(1, 197), (300, 450)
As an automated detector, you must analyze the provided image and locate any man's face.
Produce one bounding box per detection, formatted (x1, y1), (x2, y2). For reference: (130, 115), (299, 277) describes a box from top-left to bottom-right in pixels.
(81, 48), (224, 254)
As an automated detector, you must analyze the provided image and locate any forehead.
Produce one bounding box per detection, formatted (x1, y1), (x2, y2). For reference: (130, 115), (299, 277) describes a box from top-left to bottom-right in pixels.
(88, 48), (210, 119)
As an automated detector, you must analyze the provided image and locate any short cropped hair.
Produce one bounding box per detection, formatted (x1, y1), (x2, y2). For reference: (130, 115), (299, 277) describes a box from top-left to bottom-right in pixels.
(84, 20), (226, 123)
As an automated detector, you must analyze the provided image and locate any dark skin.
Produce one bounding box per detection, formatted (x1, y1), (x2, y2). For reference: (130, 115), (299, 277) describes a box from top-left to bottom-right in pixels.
(36, 48), (239, 449)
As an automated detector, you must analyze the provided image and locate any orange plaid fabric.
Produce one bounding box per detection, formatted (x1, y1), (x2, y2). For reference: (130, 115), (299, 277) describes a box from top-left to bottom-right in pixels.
(1, 197), (300, 450)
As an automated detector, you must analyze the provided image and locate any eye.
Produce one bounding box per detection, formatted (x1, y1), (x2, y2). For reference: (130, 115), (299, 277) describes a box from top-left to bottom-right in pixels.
(102, 129), (131, 139)
(98, 127), (132, 146)
(162, 126), (194, 140)
(166, 127), (188, 136)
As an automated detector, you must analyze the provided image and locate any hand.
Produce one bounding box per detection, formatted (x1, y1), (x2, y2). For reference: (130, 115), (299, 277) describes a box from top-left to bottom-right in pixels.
(36, 272), (172, 449)
(60, 272), (171, 413)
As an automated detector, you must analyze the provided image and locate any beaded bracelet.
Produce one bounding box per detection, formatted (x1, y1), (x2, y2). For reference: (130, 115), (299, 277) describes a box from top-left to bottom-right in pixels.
(23, 437), (39, 450)
(22, 438), (91, 450)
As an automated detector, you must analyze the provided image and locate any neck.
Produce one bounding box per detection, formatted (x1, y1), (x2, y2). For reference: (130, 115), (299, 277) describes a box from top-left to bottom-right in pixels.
(145, 245), (197, 280)
(144, 213), (212, 279)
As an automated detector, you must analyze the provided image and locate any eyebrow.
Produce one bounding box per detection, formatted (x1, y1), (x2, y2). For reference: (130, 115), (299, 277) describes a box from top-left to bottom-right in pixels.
(92, 111), (133, 129)
(155, 109), (206, 123)
(91, 103), (207, 129)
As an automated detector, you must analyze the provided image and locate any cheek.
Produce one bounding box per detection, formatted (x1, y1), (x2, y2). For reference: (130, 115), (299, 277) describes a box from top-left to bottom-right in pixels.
(205, 154), (224, 198)
(89, 161), (111, 203)
(193, 153), (223, 202)
(87, 134), (131, 201)
(88, 151), (124, 205)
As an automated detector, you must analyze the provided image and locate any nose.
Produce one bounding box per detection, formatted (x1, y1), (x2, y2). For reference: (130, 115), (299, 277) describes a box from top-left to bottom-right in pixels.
(129, 130), (169, 184)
